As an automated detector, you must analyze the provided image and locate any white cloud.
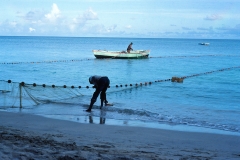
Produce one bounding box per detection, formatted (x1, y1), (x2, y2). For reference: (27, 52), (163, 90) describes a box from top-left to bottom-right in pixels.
(197, 27), (212, 31)
(83, 8), (98, 20)
(9, 21), (18, 27)
(0, 1), (239, 38)
(69, 24), (76, 32)
(45, 3), (61, 22)
(182, 27), (191, 30)
(204, 14), (222, 21)
(70, 8), (98, 31)
(107, 25), (117, 32)
(125, 25), (132, 29)
(77, 24), (118, 36)
(74, 8), (98, 24)
(25, 11), (37, 21)
(29, 27), (36, 32)
(19, 10), (46, 26)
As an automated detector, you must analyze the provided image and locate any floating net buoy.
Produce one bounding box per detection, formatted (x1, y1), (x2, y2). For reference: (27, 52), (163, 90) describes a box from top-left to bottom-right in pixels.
(171, 77), (184, 83)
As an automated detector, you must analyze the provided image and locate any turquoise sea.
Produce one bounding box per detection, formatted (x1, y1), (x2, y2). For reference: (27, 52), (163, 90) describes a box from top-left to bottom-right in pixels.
(0, 36), (240, 135)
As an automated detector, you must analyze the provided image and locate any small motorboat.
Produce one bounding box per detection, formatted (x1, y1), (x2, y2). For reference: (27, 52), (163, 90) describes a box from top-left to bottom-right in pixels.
(92, 50), (150, 59)
(198, 43), (210, 45)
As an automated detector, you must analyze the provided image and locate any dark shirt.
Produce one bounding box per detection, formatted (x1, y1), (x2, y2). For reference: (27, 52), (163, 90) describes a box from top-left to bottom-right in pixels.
(89, 75), (110, 102)
(89, 75), (102, 87)
(127, 44), (133, 53)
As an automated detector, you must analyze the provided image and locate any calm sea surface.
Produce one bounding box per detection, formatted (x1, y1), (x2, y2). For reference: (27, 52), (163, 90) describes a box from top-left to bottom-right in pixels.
(0, 36), (240, 135)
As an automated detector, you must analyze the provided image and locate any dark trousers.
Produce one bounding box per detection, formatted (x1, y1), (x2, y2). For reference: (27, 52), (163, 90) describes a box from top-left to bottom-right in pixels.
(91, 77), (110, 103)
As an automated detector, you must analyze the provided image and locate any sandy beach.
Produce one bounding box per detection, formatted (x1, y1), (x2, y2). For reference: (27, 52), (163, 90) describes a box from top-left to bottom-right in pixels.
(0, 111), (240, 160)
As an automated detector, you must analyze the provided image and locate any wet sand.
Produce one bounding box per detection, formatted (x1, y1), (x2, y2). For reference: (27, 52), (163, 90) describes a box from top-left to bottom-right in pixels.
(0, 111), (240, 160)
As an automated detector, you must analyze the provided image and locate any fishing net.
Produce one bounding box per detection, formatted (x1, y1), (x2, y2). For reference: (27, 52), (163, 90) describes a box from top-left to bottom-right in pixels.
(0, 80), (135, 108)
(0, 80), (20, 108)
(0, 80), (97, 108)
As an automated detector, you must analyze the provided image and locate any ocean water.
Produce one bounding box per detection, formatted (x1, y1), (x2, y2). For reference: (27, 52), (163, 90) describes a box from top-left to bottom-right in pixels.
(0, 36), (240, 135)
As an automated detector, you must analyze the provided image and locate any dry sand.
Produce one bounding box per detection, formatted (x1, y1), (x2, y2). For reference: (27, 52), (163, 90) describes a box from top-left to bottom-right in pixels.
(0, 111), (240, 160)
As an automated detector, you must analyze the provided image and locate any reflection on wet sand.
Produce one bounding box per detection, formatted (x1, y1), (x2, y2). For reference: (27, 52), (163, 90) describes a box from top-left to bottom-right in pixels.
(88, 110), (106, 124)
(88, 116), (106, 124)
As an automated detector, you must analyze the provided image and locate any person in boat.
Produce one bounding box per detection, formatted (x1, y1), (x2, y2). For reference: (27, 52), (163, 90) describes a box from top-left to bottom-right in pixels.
(127, 42), (133, 53)
(86, 75), (110, 112)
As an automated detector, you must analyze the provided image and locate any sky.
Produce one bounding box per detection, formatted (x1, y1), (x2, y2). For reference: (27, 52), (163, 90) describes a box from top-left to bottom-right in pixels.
(1, 0), (240, 39)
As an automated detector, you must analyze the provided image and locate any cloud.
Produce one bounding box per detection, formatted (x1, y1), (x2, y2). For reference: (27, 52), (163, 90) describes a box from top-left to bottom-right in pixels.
(29, 27), (36, 32)
(74, 8), (98, 24)
(0, 20), (23, 34)
(197, 27), (209, 31)
(15, 4), (62, 25)
(216, 24), (240, 32)
(45, 3), (61, 22)
(182, 27), (191, 30)
(9, 21), (18, 27)
(77, 24), (118, 36)
(213, 24), (240, 38)
(70, 8), (98, 31)
(125, 25), (132, 29)
(25, 11), (39, 21)
(78, 24), (105, 35)
(0, 3), (66, 35)
(82, 8), (98, 20)
(204, 14), (222, 21)
(0, 4), (101, 35)
(21, 10), (46, 25)
(107, 25), (117, 32)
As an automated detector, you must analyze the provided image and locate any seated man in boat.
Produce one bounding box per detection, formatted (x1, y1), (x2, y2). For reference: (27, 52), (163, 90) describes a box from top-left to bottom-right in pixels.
(86, 75), (110, 112)
(127, 42), (133, 53)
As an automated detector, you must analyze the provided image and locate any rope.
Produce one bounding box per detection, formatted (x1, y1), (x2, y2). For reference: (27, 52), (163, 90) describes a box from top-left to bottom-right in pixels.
(0, 58), (94, 65)
(2, 66), (239, 91)
(149, 54), (240, 59)
(1, 66), (238, 107)
(1, 54), (239, 65)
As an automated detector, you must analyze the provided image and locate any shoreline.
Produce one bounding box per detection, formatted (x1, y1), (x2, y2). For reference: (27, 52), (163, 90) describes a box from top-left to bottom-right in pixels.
(1, 111), (240, 159)
(42, 113), (240, 137)
(3, 108), (240, 136)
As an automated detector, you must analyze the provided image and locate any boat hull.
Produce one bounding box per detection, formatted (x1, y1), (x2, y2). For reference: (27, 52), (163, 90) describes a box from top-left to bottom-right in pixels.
(198, 43), (210, 45)
(93, 50), (150, 59)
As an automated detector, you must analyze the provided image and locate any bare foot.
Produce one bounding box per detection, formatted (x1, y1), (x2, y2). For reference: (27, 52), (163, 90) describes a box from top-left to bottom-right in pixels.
(86, 109), (91, 112)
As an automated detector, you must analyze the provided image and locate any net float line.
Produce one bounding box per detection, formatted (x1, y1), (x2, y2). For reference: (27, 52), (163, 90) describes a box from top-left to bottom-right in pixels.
(0, 58), (95, 65)
(179, 66), (240, 80)
(1, 66), (239, 107)
(110, 66), (240, 87)
(1, 54), (239, 65)
(2, 66), (239, 91)
(149, 54), (240, 59)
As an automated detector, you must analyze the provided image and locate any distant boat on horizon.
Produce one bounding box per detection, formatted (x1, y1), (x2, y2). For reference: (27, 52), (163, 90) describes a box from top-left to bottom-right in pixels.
(198, 42), (210, 46)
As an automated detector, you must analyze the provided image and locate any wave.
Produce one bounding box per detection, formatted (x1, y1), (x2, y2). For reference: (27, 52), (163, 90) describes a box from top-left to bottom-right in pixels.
(94, 105), (240, 133)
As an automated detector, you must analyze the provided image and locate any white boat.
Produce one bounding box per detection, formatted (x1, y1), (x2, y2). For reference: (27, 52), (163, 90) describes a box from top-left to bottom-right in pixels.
(93, 50), (150, 59)
(198, 43), (210, 45)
